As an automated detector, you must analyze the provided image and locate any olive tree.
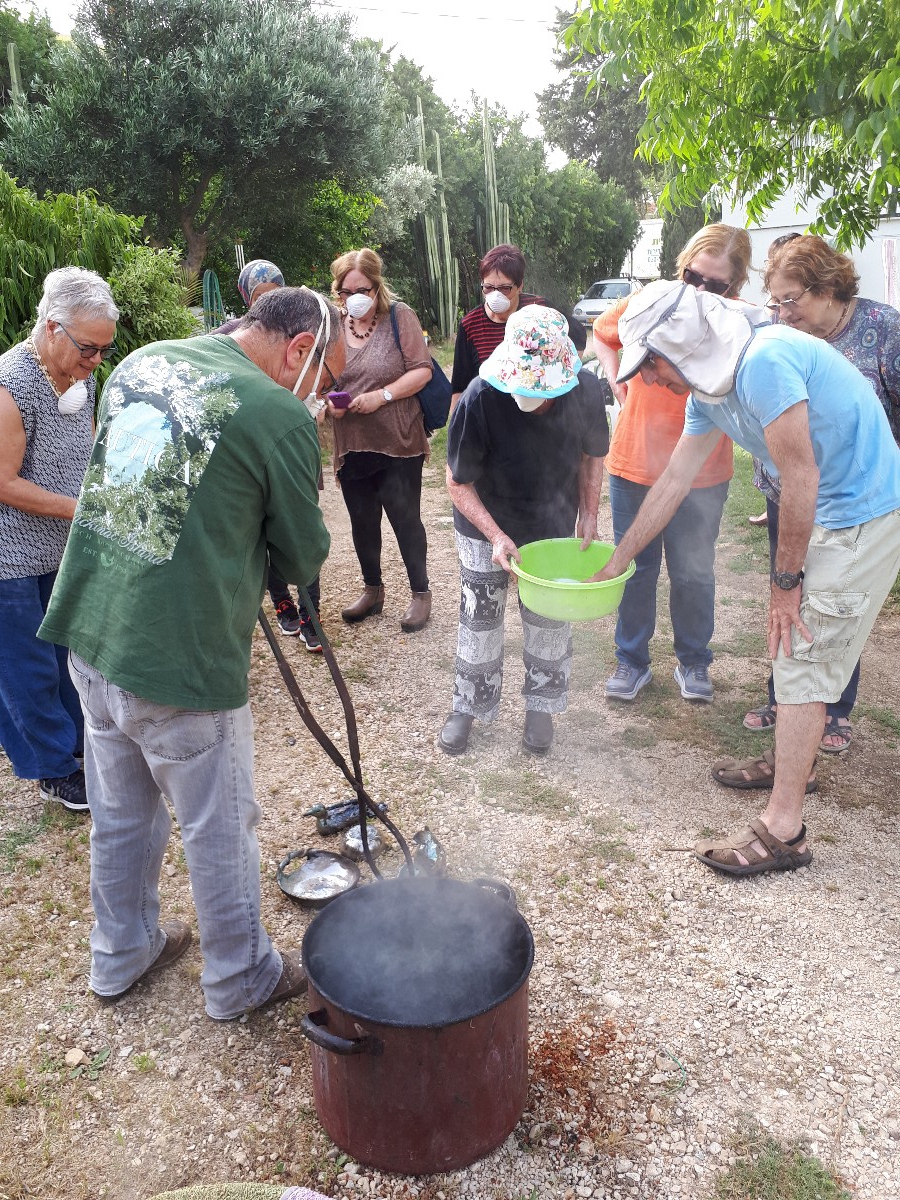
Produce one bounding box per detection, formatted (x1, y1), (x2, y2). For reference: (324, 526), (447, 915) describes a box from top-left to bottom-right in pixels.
(2, 0), (392, 270)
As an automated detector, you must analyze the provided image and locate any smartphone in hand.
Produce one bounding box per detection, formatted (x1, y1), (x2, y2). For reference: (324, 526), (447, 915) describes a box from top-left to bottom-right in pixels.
(328, 391), (352, 409)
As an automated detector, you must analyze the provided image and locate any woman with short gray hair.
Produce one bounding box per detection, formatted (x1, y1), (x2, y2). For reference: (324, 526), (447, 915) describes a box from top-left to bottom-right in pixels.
(0, 266), (118, 814)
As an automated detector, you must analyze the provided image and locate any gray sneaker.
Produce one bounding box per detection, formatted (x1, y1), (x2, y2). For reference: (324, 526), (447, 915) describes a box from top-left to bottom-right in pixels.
(674, 663), (713, 703)
(605, 662), (652, 701)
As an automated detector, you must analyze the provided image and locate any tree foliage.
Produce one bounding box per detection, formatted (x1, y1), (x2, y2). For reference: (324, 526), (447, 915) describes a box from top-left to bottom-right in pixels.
(537, 18), (653, 206)
(0, 2), (56, 106)
(0, 168), (195, 361)
(564, 0), (900, 248)
(2, 0), (391, 270)
(379, 56), (640, 318)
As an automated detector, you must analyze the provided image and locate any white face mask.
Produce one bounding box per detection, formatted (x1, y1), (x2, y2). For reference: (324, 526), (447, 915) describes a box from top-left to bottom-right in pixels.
(292, 289), (331, 401)
(58, 380), (89, 415)
(485, 289), (512, 315)
(512, 392), (545, 412)
(345, 293), (375, 320)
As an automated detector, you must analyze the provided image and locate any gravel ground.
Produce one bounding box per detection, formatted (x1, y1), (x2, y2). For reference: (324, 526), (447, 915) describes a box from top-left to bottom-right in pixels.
(1, 450), (899, 1200)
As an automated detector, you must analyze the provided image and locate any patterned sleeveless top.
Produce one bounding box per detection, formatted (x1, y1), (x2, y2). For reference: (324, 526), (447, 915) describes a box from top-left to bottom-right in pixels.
(0, 340), (96, 578)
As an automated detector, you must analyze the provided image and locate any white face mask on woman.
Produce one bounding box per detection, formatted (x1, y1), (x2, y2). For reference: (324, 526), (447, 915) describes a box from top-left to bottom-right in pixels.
(484, 289), (512, 315)
(512, 392), (545, 412)
(345, 293), (375, 320)
(58, 380), (89, 415)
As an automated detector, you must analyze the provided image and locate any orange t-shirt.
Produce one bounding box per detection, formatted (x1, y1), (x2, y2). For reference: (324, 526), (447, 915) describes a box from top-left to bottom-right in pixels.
(593, 298), (733, 488)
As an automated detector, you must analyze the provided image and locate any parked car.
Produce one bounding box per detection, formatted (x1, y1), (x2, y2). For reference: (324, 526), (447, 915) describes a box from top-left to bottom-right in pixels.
(572, 278), (643, 328)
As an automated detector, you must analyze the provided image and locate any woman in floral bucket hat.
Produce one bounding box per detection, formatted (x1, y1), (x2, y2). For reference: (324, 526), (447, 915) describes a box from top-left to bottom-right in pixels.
(439, 306), (609, 757)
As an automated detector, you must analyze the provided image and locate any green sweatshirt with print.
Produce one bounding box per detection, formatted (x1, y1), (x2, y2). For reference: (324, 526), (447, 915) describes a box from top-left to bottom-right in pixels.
(40, 335), (329, 710)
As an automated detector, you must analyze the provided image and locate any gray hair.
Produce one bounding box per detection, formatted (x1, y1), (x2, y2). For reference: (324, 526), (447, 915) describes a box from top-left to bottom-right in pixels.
(35, 266), (119, 334)
(241, 286), (341, 349)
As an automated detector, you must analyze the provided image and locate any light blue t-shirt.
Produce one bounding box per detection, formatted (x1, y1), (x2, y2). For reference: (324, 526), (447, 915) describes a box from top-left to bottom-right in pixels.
(683, 324), (900, 528)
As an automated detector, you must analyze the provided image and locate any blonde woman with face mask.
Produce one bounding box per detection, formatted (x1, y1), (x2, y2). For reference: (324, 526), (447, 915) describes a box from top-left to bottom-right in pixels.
(327, 248), (434, 633)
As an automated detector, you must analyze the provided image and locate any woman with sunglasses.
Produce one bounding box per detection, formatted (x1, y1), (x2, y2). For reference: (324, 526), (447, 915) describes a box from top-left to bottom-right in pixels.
(326, 248), (434, 632)
(737, 233), (900, 758)
(0, 266), (118, 814)
(449, 243), (544, 413)
(593, 224), (752, 703)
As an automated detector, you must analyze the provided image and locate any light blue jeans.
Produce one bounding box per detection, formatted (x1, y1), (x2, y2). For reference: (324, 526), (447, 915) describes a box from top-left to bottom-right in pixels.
(69, 653), (283, 1019)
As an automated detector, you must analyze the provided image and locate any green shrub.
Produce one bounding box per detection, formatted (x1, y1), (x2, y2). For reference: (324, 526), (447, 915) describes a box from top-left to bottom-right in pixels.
(108, 245), (199, 352)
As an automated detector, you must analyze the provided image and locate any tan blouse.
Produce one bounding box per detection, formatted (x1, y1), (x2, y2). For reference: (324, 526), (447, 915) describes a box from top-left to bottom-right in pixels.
(331, 302), (431, 472)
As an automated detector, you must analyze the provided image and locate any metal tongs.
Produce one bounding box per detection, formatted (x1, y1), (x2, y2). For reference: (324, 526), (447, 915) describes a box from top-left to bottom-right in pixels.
(258, 586), (413, 878)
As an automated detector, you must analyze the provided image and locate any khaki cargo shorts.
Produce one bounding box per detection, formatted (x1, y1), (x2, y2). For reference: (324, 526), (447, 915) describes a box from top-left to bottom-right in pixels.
(773, 508), (900, 705)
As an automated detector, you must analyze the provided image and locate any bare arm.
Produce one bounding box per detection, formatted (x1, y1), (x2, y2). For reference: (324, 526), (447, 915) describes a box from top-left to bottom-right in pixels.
(446, 465), (520, 571)
(592, 339), (628, 404)
(576, 453), (604, 549)
(763, 402), (819, 657)
(0, 387), (77, 520)
(348, 365), (433, 415)
(450, 391), (463, 415)
(592, 430), (722, 580)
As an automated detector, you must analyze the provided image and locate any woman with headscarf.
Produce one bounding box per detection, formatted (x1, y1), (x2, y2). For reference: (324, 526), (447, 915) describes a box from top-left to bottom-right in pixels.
(0, 266), (119, 813)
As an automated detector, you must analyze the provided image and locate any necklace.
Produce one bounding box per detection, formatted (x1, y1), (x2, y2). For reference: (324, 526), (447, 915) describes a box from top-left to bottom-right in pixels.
(25, 336), (74, 397)
(824, 300), (851, 342)
(347, 312), (378, 340)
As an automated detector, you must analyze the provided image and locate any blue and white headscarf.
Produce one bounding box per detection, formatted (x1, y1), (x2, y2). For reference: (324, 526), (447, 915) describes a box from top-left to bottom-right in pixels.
(237, 259), (284, 306)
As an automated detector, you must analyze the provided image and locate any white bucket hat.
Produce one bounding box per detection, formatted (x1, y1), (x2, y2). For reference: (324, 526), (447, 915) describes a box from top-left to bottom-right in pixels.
(480, 304), (582, 400)
(617, 280), (769, 400)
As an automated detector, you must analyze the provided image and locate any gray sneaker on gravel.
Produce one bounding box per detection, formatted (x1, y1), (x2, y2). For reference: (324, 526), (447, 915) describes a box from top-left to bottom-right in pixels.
(674, 663), (714, 703)
(605, 662), (652, 701)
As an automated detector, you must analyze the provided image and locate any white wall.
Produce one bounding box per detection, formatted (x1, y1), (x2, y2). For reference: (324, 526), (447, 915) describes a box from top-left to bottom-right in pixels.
(628, 218), (664, 281)
(722, 193), (900, 306)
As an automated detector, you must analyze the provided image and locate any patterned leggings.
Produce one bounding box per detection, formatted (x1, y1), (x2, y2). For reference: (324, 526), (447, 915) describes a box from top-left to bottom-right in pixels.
(451, 532), (572, 721)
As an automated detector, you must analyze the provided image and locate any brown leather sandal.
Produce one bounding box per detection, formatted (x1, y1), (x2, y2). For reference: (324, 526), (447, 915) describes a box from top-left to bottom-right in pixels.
(710, 748), (817, 793)
(695, 818), (812, 876)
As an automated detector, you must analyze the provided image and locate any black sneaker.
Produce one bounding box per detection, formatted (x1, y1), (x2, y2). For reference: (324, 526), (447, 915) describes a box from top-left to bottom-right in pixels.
(40, 769), (89, 813)
(275, 598), (302, 635)
(298, 618), (323, 653)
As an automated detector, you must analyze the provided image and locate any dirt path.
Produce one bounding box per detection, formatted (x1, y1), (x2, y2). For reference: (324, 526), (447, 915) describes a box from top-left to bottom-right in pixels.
(1, 450), (898, 1200)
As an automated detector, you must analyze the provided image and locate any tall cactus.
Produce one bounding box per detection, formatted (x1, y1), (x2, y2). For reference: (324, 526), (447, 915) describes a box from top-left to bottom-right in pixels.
(482, 100), (510, 251)
(7, 42), (24, 102)
(415, 97), (459, 339)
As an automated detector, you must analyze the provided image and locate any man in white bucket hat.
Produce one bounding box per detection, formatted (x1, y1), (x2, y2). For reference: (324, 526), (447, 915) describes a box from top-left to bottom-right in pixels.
(596, 279), (900, 877)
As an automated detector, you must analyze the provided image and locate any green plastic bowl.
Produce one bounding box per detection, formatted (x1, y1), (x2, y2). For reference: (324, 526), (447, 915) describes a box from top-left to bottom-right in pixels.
(510, 539), (635, 622)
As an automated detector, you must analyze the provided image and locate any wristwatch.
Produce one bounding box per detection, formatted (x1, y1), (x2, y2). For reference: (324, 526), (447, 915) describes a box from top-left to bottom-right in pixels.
(381, 388), (394, 403)
(772, 568), (805, 590)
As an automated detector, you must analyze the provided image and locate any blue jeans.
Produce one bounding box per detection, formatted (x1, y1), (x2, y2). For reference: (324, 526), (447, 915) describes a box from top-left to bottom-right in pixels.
(609, 474), (729, 671)
(764, 497), (859, 718)
(69, 654), (283, 1020)
(0, 572), (83, 779)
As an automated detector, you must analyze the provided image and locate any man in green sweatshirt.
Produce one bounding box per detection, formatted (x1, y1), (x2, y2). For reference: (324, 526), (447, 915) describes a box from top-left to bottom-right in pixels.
(40, 287), (341, 1019)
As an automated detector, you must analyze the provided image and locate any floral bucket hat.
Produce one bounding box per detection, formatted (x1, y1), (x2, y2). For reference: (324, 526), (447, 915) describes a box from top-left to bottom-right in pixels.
(479, 305), (582, 399)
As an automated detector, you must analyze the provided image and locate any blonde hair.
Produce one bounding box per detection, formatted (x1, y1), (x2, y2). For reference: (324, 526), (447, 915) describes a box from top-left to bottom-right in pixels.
(330, 248), (396, 317)
(676, 223), (753, 298)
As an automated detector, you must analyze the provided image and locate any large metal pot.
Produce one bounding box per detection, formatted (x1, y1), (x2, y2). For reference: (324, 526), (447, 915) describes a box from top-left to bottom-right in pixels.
(300, 876), (534, 1175)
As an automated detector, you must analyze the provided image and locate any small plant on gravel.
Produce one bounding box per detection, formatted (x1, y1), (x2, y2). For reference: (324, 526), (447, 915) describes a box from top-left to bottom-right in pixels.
(715, 1120), (852, 1199)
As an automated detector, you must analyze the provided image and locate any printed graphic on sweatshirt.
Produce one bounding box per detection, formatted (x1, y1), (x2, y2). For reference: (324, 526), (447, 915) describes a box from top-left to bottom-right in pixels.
(77, 354), (241, 563)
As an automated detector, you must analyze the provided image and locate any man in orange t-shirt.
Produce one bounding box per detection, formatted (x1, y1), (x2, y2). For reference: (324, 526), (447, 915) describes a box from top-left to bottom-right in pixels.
(594, 296), (733, 701)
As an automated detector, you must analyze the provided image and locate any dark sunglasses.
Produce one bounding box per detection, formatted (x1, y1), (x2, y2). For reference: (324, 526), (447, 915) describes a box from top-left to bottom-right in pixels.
(682, 267), (731, 296)
(57, 322), (118, 360)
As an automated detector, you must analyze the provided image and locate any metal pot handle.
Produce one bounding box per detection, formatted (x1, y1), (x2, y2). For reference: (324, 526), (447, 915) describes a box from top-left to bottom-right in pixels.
(301, 1009), (382, 1057)
(472, 876), (518, 909)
